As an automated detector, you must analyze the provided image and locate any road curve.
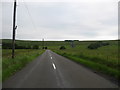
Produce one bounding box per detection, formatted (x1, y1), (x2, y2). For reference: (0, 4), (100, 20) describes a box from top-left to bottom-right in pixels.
(3, 50), (118, 88)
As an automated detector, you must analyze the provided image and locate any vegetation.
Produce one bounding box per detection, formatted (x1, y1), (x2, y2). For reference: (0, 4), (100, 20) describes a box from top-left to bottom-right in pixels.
(2, 39), (71, 48)
(42, 46), (48, 49)
(88, 41), (109, 49)
(55, 52), (119, 79)
(2, 42), (33, 49)
(2, 49), (44, 81)
(2, 39), (119, 80)
(44, 47), (48, 49)
(33, 45), (39, 49)
(52, 40), (119, 79)
(60, 46), (66, 50)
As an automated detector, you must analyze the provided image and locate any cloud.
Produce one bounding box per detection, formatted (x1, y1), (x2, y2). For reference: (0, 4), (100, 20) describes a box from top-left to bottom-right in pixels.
(1, 1), (118, 41)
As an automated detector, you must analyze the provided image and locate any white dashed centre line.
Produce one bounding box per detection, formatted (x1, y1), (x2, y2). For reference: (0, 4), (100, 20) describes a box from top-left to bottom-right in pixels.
(51, 57), (52, 59)
(52, 63), (56, 69)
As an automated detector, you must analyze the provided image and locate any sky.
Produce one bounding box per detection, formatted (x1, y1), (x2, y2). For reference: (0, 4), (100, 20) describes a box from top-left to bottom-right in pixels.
(1, 0), (119, 41)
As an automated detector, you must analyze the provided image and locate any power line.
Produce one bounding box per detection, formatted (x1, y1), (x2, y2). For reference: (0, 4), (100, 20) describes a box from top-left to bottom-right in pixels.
(22, 0), (37, 31)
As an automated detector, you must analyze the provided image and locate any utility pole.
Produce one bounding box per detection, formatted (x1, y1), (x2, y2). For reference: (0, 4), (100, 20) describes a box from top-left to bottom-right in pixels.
(42, 38), (44, 49)
(71, 40), (75, 48)
(12, 0), (17, 59)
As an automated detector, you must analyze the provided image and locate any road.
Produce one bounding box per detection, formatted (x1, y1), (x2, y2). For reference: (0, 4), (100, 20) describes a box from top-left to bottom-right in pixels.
(3, 50), (118, 88)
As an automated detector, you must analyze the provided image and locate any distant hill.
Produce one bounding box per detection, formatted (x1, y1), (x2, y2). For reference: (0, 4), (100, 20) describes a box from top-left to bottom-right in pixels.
(1, 39), (119, 49)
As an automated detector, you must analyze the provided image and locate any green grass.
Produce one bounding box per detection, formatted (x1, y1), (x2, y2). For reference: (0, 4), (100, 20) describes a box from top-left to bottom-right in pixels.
(52, 41), (119, 69)
(2, 49), (44, 81)
(51, 40), (119, 79)
(55, 52), (120, 79)
(0, 51), (2, 82)
(2, 39), (71, 47)
(2, 39), (119, 80)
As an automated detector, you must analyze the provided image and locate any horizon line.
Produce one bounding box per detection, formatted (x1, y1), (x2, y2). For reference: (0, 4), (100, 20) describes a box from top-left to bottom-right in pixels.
(1, 38), (119, 41)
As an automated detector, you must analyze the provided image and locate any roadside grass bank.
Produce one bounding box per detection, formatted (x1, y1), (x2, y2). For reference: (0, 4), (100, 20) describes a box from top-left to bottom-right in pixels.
(0, 53), (1, 82)
(2, 49), (44, 81)
(54, 51), (120, 80)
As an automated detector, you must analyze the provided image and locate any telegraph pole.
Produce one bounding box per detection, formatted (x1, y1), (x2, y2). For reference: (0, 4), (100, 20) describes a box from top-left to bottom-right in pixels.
(71, 40), (75, 48)
(42, 38), (44, 49)
(12, 0), (17, 59)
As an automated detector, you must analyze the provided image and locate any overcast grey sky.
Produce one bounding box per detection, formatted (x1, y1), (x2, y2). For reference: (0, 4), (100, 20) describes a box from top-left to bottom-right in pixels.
(1, 0), (119, 41)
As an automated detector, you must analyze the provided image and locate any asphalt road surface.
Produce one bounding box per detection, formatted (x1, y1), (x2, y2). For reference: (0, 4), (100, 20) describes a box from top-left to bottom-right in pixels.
(3, 50), (118, 88)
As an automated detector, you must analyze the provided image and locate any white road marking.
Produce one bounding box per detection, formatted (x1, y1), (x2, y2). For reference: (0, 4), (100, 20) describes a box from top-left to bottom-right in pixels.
(52, 63), (56, 69)
(51, 57), (52, 59)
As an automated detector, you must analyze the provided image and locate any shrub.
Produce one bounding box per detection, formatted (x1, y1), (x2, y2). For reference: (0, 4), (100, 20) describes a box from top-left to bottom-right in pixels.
(60, 46), (66, 50)
(88, 42), (109, 49)
(42, 47), (44, 49)
(88, 43), (98, 49)
(45, 47), (47, 49)
(102, 42), (109, 46)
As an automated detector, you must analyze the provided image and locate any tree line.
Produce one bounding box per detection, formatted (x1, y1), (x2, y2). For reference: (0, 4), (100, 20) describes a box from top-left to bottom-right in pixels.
(2, 42), (39, 49)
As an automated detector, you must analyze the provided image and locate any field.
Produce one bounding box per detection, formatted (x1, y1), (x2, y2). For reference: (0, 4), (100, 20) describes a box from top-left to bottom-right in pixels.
(2, 39), (120, 80)
(51, 40), (120, 79)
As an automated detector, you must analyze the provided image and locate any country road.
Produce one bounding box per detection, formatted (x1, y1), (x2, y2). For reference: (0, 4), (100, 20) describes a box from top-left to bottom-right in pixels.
(3, 50), (118, 88)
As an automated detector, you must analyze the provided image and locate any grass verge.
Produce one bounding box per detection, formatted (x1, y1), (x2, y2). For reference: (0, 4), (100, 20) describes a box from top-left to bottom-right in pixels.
(54, 51), (120, 79)
(2, 49), (44, 81)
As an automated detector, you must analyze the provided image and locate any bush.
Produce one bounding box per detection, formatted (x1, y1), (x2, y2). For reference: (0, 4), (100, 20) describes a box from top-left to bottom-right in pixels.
(88, 43), (99, 49)
(45, 47), (47, 49)
(102, 42), (109, 46)
(42, 47), (44, 49)
(42, 47), (47, 49)
(88, 42), (109, 49)
(60, 46), (66, 50)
